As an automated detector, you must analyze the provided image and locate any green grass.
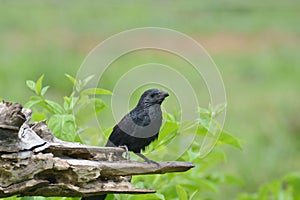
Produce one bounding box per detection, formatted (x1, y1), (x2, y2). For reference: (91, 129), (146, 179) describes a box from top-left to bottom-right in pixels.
(1, 0), (300, 199)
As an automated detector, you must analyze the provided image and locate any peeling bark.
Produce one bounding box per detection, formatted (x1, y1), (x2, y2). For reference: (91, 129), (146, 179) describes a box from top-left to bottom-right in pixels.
(0, 101), (194, 198)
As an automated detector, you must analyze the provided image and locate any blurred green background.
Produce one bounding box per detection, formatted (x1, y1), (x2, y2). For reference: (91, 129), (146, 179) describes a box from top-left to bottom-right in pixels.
(1, 0), (300, 199)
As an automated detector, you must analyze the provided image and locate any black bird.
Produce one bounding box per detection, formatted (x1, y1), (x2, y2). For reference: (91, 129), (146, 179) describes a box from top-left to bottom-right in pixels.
(106, 88), (169, 163)
(82, 88), (168, 200)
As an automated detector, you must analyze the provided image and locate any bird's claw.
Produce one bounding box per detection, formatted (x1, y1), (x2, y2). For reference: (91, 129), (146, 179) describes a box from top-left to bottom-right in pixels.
(119, 145), (130, 160)
(135, 152), (160, 166)
(146, 159), (160, 166)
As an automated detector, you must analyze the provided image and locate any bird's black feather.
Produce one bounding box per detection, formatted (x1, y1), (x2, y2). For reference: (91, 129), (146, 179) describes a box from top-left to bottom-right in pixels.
(106, 124), (159, 153)
(106, 88), (168, 153)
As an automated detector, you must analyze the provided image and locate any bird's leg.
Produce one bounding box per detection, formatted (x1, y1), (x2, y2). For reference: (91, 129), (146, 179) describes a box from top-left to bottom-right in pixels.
(119, 145), (130, 160)
(135, 153), (160, 166)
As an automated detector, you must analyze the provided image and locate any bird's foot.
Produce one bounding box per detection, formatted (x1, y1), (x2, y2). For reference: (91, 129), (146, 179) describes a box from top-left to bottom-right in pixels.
(135, 153), (160, 166)
(145, 159), (160, 166)
(119, 145), (130, 160)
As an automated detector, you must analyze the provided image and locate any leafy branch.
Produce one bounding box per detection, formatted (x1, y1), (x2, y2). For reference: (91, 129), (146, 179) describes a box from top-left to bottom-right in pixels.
(25, 74), (111, 142)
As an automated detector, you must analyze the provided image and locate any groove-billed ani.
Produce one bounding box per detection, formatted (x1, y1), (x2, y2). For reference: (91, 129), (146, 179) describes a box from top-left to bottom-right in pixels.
(106, 88), (169, 162)
(82, 88), (168, 200)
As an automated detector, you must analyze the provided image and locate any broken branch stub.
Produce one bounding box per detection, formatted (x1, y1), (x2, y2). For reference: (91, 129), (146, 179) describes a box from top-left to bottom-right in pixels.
(0, 101), (194, 198)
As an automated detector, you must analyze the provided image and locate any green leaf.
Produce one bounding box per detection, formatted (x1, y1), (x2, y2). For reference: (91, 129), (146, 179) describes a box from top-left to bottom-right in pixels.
(35, 74), (44, 95)
(76, 79), (83, 92)
(155, 193), (166, 200)
(41, 86), (50, 96)
(104, 127), (113, 137)
(94, 98), (106, 113)
(45, 99), (65, 114)
(31, 112), (47, 121)
(26, 80), (36, 93)
(73, 75), (95, 92)
(198, 107), (211, 119)
(217, 131), (243, 150)
(63, 97), (70, 112)
(160, 120), (179, 139)
(20, 197), (35, 200)
(65, 74), (77, 86)
(166, 112), (176, 121)
(284, 172), (300, 199)
(73, 133), (83, 143)
(24, 96), (43, 108)
(126, 193), (164, 200)
(212, 102), (227, 117)
(155, 120), (178, 147)
(196, 126), (209, 137)
(81, 88), (112, 96)
(198, 102), (227, 119)
(82, 75), (95, 88)
(64, 94), (77, 112)
(198, 118), (212, 131)
(48, 114), (77, 142)
(189, 190), (199, 200)
(176, 184), (188, 200)
(187, 149), (201, 162)
(24, 99), (42, 108)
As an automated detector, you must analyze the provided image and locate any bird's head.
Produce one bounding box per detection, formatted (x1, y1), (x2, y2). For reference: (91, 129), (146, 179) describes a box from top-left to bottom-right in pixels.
(137, 88), (169, 107)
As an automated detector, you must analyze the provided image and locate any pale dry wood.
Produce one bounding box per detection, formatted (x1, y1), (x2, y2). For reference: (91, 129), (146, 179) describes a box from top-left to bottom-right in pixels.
(0, 101), (194, 198)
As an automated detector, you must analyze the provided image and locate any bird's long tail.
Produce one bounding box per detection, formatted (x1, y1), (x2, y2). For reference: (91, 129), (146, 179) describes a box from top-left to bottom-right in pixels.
(81, 195), (107, 200)
(81, 142), (113, 200)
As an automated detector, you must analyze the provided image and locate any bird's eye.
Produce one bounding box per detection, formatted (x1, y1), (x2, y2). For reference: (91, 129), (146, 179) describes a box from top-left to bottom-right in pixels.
(150, 94), (155, 98)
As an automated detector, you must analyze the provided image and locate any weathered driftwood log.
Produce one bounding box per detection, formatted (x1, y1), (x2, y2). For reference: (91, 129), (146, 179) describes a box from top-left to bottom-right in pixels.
(0, 101), (194, 198)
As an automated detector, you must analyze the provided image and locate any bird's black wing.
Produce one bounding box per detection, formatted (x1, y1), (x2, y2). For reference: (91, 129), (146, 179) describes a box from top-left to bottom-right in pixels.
(106, 107), (158, 152)
(105, 125), (124, 147)
(130, 108), (151, 126)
